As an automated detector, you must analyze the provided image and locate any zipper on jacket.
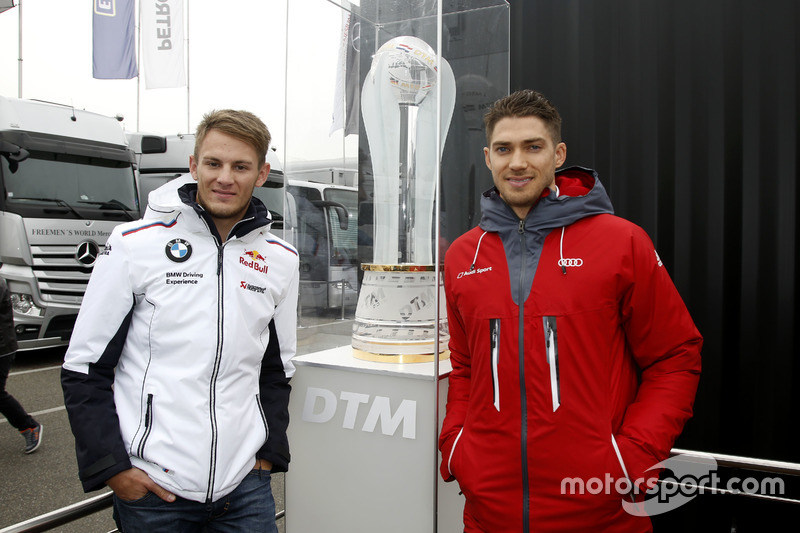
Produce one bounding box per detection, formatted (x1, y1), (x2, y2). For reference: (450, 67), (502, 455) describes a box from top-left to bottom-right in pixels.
(256, 393), (270, 442)
(490, 319), (501, 411)
(543, 317), (561, 412)
(137, 394), (154, 458)
(205, 243), (226, 503)
(517, 217), (530, 532)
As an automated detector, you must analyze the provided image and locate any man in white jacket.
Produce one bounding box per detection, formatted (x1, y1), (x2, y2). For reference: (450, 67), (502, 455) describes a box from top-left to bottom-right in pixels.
(62, 109), (299, 532)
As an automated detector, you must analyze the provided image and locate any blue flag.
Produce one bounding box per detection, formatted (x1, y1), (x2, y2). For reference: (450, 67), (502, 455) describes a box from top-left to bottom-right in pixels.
(93, 0), (138, 79)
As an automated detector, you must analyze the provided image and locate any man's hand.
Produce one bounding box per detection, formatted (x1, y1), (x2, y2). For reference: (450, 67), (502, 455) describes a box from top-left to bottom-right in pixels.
(107, 467), (176, 502)
(255, 458), (273, 471)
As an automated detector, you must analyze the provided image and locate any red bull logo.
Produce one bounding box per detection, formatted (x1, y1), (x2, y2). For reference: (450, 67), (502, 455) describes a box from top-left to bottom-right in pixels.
(240, 250), (268, 274)
(244, 249), (266, 262)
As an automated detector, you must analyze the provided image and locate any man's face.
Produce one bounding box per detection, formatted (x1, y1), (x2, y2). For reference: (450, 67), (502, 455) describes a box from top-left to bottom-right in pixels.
(189, 129), (269, 235)
(484, 115), (566, 219)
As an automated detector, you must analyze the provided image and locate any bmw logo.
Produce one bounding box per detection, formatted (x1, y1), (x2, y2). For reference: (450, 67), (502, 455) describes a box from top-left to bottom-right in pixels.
(165, 239), (192, 263)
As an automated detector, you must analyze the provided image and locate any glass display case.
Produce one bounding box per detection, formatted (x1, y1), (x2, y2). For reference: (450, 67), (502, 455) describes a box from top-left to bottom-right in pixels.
(283, 2), (509, 532)
(283, 0), (510, 362)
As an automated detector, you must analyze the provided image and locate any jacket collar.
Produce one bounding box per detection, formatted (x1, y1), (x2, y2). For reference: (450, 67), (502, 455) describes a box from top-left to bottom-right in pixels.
(479, 166), (614, 234)
(177, 183), (273, 244)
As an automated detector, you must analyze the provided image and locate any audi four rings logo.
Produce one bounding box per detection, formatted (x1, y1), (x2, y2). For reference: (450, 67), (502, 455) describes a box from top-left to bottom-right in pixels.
(75, 240), (100, 266)
(558, 258), (584, 268)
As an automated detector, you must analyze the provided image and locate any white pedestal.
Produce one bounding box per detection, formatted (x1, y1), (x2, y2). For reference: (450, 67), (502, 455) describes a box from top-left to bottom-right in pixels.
(285, 346), (465, 533)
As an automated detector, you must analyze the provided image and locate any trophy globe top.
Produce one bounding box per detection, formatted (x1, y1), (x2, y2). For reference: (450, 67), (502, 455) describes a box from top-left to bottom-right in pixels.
(373, 36), (439, 106)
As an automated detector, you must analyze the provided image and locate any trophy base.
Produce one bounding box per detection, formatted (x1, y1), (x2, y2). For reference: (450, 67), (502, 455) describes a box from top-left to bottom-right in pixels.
(352, 348), (450, 364)
(351, 264), (449, 362)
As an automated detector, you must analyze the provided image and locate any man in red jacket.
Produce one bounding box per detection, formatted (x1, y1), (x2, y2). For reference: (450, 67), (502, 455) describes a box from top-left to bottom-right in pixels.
(439, 89), (702, 532)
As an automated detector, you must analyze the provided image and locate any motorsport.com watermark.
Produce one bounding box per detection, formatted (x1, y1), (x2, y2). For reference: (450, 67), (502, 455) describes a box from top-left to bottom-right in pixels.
(560, 453), (785, 516)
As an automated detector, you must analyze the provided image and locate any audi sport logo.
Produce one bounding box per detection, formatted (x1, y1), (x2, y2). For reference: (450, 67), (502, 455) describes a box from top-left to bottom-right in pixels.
(75, 240), (100, 266)
(558, 258), (584, 268)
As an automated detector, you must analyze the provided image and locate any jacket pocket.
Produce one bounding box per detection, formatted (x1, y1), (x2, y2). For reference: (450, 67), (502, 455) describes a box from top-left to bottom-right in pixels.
(256, 393), (270, 442)
(489, 318), (500, 411)
(543, 316), (560, 412)
(611, 434), (635, 501)
(136, 393), (154, 459)
(447, 428), (465, 480)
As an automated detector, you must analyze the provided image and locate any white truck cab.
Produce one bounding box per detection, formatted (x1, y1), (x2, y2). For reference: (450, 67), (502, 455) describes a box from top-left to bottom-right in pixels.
(0, 97), (138, 350)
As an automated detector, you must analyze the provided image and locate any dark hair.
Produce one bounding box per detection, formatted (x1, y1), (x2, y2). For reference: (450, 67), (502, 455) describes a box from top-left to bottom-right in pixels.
(483, 89), (562, 146)
(194, 109), (271, 165)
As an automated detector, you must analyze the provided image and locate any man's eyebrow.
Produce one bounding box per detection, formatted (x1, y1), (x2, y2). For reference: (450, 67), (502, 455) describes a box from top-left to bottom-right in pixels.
(491, 137), (546, 147)
(201, 155), (255, 165)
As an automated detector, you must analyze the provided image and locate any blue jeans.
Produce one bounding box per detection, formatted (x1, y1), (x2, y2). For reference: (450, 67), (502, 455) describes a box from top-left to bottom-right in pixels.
(113, 468), (278, 533)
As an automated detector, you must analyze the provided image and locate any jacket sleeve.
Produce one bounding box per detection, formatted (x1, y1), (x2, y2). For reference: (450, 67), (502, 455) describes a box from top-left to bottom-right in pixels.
(61, 229), (135, 492)
(257, 259), (299, 472)
(614, 225), (702, 491)
(438, 259), (471, 482)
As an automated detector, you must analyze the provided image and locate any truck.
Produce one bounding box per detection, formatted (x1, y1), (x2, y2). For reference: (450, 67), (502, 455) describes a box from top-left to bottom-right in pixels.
(128, 132), (359, 311)
(0, 96), (139, 350)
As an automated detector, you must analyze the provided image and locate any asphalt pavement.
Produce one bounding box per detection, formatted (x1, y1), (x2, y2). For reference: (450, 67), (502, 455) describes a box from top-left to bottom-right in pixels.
(0, 347), (120, 532)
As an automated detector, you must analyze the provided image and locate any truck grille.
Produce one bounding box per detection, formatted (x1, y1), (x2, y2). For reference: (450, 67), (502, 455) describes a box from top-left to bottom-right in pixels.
(30, 244), (94, 304)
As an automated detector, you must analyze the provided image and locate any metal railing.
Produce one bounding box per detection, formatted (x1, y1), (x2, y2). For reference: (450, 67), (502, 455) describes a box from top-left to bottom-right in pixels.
(666, 448), (800, 505)
(0, 491), (284, 533)
(0, 492), (113, 533)
(2, 449), (798, 532)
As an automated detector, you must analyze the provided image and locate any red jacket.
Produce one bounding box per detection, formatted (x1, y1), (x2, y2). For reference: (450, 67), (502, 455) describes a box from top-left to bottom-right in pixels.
(439, 168), (702, 532)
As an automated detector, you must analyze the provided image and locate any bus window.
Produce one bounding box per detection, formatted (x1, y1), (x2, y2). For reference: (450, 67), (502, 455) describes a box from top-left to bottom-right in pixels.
(287, 181), (359, 311)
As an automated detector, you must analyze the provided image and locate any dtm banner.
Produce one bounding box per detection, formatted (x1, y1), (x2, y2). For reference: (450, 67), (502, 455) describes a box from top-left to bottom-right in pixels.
(142, 0), (186, 89)
(92, 0), (138, 79)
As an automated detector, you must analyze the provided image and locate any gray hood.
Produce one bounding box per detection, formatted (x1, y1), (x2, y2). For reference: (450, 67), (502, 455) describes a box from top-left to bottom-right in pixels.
(478, 166), (614, 304)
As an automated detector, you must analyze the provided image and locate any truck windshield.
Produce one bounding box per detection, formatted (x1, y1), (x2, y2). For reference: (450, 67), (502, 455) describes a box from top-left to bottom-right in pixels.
(2, 150), (138, 218)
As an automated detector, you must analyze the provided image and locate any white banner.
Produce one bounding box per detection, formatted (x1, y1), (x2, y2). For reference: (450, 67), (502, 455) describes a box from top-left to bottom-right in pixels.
(142, 0), (186, 89)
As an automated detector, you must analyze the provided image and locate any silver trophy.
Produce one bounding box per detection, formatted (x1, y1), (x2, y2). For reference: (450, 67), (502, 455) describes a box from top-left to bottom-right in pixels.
(353, 36), (455, 361)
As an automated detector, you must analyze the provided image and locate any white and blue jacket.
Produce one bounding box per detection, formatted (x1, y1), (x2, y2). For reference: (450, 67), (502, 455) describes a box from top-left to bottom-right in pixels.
(62, 179), (299, 503)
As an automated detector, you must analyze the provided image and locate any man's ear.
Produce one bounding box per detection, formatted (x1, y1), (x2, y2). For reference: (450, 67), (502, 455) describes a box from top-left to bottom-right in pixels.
(554, 143), (567, 169)
(189, 155), (199, 181)
(256, 163), (270, 187)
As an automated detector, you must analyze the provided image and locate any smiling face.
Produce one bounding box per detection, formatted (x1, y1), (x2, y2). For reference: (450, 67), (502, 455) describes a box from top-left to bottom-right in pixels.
(484, 115), (567, 220)
(189, 129), (269, 239)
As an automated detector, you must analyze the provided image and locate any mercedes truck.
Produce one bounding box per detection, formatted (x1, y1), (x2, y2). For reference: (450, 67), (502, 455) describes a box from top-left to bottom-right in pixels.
(0, 97), (139, 350)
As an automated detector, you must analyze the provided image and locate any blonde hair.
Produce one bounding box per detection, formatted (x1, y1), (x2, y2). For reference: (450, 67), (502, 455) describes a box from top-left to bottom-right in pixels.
(194, 109), (271, 164)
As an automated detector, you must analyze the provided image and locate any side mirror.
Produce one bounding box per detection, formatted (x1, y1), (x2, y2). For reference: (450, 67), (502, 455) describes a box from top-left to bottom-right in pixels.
(0, 140), (30, 173)
(312, 200), (349, 230)
(140, 135), (168, 154)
